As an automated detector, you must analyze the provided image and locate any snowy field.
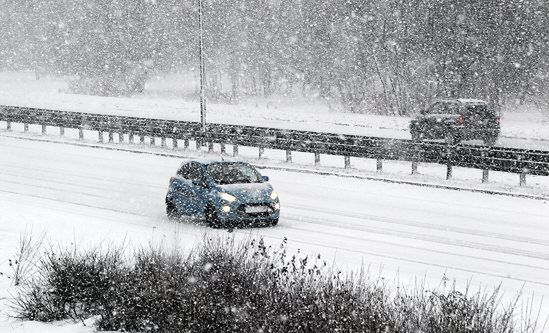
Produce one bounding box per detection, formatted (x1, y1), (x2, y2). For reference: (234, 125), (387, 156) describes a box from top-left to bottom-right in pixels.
(1, 71), (548, 150)
(1, 135), (549, 331)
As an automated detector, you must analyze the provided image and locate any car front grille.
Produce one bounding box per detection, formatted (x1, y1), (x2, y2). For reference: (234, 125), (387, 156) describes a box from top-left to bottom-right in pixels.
(238, 203), (274, 217)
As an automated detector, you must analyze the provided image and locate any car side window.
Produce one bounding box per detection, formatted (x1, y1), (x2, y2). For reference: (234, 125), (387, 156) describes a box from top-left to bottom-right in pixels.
(187, 163), (204, 180)
(429, 102), (444, 114)
(177, 163), (192, 179)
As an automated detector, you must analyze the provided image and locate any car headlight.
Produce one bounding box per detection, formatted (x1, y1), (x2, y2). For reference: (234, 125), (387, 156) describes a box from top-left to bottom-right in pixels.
(270, 191), (279, 200)
(219, 192), (237, 203)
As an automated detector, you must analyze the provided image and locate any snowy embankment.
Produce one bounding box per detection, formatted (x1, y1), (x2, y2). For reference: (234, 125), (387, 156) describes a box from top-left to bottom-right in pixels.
(1, 136), (549, 331)
(0, 71), (548, 150)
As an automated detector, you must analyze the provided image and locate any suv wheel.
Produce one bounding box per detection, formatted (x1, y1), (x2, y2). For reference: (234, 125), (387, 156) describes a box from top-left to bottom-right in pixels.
(165, 198), (179, 219)
(205, 204), (221, 228)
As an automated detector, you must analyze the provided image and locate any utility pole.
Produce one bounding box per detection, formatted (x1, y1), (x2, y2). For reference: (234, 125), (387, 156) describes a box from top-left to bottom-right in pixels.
(198, 0), (206, 133)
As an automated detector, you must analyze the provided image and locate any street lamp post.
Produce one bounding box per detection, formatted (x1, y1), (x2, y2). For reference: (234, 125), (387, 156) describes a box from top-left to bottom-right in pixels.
(198, 0), (206, 133)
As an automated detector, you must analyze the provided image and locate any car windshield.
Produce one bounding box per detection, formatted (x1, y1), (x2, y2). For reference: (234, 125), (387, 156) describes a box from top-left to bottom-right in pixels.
(207, 163), (263, 185)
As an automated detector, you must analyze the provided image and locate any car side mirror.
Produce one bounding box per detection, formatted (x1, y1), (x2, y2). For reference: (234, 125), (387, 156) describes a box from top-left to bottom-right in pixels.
(262, 175), (269, 182)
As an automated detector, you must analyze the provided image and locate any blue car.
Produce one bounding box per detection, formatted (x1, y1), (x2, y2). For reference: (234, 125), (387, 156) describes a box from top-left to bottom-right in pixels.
(165, 160), (280, 227)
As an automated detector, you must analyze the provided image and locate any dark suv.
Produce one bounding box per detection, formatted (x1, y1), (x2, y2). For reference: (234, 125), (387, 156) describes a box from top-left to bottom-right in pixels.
(410, 99), (500, 145)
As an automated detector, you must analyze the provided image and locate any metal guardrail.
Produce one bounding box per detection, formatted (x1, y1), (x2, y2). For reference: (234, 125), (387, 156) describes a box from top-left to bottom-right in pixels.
(1, 105), (548, 185)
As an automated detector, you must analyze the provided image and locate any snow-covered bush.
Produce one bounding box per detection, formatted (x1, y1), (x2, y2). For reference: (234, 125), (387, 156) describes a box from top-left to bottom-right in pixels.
(13, 237), (531, 332)
(13, 246), (126, 322)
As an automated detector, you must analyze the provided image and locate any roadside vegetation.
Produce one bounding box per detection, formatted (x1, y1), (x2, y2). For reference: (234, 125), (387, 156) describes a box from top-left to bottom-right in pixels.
(11, 236), (543, 333)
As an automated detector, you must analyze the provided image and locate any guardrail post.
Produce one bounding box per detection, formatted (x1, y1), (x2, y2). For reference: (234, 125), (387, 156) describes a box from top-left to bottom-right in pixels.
(259, 147), (264, 159)
(411, 161), (418, 174)
(6, 121), (11, 130)
(59, 127), (64, 136)
(233, 145), (239, 157)
(519, 173), (527, 186)
(344, 156), (351, 169)
(139, 134), (145, 144)
(108, 132), (114, 143)
(286, 151), (292, 163)
(24, 123), (29, 132)
(41, 124), (46, 135)
(208, 142), (214, 152)
(446, 164), (453, 180)
(184, 139), (189, 149)
(376, 158), (383, 172)
(173, 138), (178, 149)
(119, 133), (124, 144)
(482, 170), (489, 183)
(79, 128), (84, 140)
(220, 143), (226, 154)
(161, 137), (167, 148)
(150, 136), (156, 146)
(445, 147), (453, 180)
(128, 133), (134, 144)
(314, 152), (320, 166)
(98, 131), (104, 143)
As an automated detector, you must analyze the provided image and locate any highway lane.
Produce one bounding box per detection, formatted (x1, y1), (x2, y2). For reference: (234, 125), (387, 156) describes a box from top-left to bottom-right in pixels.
(1, 136), (549, 312)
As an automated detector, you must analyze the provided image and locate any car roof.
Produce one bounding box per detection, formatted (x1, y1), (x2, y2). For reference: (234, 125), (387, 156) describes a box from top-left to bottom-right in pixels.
(185, 158), (245, 167)
(433, 98), (487, 105)
(456, 98), (487, 105)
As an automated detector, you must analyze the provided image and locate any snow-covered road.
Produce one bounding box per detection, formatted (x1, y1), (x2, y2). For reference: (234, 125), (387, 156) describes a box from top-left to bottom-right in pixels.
(1, 135), (549, 328)
(1, 70), (548, 151)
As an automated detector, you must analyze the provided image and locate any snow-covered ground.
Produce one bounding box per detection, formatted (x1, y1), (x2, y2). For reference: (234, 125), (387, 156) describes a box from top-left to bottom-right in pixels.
(1, 71), (549, 331)
(1, 136), (549, 331)
(1, 71), (548, 150)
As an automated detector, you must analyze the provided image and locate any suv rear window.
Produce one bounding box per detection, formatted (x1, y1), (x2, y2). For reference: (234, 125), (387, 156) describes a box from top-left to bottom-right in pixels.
(465, 104), (487, 114)
(429, 102), (460, 114)
(464, 104), (496, 118)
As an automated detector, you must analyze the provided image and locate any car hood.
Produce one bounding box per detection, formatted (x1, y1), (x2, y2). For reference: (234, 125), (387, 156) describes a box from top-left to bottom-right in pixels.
(216, 182), (273, 202)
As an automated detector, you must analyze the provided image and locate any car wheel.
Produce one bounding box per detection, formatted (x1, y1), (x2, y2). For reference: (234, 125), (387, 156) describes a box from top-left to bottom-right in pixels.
(270, 218), (279, 227)
(165, 198), (179, 219)
(205, 204), (221, 228)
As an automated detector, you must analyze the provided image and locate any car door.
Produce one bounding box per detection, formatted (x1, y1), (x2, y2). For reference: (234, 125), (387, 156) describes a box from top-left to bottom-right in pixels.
(169, 163), (197, 216)
(184, 163), (208, 216)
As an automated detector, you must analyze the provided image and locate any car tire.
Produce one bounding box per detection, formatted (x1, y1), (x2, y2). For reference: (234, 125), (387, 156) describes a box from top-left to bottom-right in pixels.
(205, 204), (221, 228)
(270, 218), (279, 227)
(165, 198), (179, 219)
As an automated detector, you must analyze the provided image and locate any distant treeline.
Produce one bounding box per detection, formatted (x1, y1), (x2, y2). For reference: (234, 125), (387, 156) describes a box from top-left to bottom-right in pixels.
(1, 0), (548, 113)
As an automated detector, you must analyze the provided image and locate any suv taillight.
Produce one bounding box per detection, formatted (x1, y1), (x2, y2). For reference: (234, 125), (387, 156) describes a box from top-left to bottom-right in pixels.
(456, 115), (465, 126)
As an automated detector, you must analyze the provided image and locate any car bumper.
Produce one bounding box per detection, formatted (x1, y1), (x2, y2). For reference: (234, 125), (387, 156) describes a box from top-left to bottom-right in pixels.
(412, 125), (500, 140)
(217, 204), (280, 226)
